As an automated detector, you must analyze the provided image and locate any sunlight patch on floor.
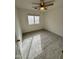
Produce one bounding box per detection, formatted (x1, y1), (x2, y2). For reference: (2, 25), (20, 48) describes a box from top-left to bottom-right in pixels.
(28, 34), (42, 59)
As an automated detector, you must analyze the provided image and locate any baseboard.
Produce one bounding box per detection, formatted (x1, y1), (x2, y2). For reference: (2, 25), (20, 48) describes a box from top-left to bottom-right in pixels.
(43, 29), (63, 38)
(23, 28), (63, 38)
(23, 28), (45, 35)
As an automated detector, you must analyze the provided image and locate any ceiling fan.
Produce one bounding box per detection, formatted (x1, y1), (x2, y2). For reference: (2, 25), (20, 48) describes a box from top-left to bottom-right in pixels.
(32, 0), (55, 10)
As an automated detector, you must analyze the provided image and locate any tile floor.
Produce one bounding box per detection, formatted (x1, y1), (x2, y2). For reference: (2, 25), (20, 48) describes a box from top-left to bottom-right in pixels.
(21, 30), (63, 59)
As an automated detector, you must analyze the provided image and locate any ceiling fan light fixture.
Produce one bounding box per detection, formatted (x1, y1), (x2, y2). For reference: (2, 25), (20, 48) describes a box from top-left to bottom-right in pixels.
(33, 0), (54, 10)
(40, 7), (45, 10)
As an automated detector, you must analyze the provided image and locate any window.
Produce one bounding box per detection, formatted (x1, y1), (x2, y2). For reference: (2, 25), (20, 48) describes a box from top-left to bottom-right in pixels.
(28, 16), (34, 25)
(35, 16), (39, 24)
(28, 15), (40, 25)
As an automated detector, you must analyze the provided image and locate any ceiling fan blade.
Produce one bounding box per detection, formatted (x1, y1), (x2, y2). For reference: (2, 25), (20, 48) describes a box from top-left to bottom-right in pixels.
(32, 6), (39, 9)
(44, 1), (53, 4)
(32, 3), (40, 5)
(44, 0), (55, 3)
(45, 3), (54, 6)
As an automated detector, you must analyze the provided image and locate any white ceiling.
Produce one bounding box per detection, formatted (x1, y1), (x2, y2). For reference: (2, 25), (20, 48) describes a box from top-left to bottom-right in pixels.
(15, 0), (63, 11)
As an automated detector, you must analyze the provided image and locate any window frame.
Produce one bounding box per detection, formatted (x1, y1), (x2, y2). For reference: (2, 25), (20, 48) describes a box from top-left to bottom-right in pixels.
(27, 15), (40, 25)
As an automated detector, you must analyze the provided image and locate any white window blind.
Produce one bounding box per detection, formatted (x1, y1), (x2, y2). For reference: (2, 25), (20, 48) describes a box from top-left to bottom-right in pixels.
(35, 16), (40, 24)
(28, 16), (34, 25)
(28, 15), (40, 25)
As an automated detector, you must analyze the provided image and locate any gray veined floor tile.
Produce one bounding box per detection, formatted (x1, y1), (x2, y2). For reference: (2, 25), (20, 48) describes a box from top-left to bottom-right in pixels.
(15, 42), (22, 59)
(22, 30), (63, 59)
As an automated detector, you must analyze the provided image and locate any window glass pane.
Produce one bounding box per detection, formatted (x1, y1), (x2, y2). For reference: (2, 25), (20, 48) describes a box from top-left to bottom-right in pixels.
(35, 16), (40, 24)
(28, 16), (34, 25)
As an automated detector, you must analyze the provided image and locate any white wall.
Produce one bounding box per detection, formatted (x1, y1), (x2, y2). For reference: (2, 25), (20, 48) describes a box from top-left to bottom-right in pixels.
(17, 7), (63, 37)
(15, 8), (22, 41)
(16, 0), (63, 37)
(44, 7), (63, 37)
(18, 8), (45, 33)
